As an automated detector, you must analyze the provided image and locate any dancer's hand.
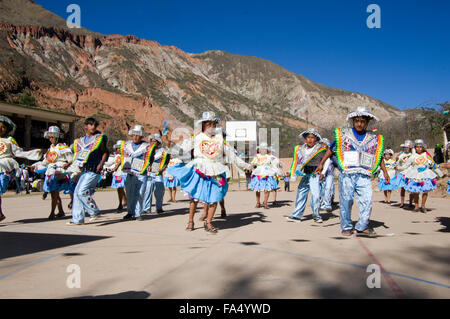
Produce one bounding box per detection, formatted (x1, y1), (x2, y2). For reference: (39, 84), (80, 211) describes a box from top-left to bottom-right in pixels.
(315, 164), (323, 174)
(319, 173), (324, 181)
(385, 176), (390, 184)
(96, 164), (103, 174)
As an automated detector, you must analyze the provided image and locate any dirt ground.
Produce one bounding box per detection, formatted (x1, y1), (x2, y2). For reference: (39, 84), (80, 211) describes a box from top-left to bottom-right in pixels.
(0, 180), (449, 299)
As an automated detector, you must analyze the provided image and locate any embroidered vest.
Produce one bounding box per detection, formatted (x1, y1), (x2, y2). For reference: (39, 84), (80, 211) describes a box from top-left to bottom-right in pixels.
(120, 141), (155, 175)
(73, 134), (105, 167)
(289, 143), (327, 177)
(334, 127), (384, 175)
(149, 148), (169, 175)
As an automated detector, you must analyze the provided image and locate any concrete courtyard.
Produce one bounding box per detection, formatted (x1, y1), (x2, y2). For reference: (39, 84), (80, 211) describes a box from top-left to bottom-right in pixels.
(0, 183), (449, 299)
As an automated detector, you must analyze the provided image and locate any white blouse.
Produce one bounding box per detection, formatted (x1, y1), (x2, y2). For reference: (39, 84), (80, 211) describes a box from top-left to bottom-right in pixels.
(0, 137), (42, 174)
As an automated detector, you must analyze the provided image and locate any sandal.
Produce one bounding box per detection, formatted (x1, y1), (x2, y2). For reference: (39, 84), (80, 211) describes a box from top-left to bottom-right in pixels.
(356, 228), (376, 237)
(255, 203), (261, 208)
(341, 230), (353, 237)
(263, 203), (269, 209)
(186, 221), (194, 231)
(204, 222), (217, 234)
(48, 213), (56, 220)
(56, 212), (65, 218)
(420, 207), (427, 214)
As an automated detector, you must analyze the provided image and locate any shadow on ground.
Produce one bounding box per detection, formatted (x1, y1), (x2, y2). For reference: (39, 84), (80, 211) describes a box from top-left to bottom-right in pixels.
(0, 232), (111, 260)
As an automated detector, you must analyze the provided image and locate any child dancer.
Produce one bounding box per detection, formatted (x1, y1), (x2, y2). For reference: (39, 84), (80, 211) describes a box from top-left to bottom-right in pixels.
(395, 140), (414, 208)
(103, 140), (127, 212)
(249, 142), (279, 209)
(287, 129), (328, 223)
(377, 149), (401, 204)
(167, 112), (251, 233)
(0, 116), (43, 222)
(120, 125), (155, 221)
(316, 106), (390, 237)
(67, 118), (109, 225)
(402, 139), (441, 213)
(143, 134), (169, 215)
(40, 126), (74, 220)
(319, 138), (336, 212)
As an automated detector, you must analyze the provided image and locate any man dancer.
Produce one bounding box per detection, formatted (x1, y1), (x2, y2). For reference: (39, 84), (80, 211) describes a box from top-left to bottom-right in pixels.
(67, 118), (109, 225)
(316, 106), (390, 237)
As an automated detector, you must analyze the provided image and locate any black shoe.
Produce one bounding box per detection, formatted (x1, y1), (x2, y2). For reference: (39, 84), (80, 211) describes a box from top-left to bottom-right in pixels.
(156, 209), (164, 214)
(419, 208), (427, 214)
(123, 214), (134, 220)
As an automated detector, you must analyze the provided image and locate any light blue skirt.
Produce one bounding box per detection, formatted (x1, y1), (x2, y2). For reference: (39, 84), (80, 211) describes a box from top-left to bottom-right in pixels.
(0, 172), (11, 195)
(164, 176), (180, 188)
(167, 164), (228, 204)
(43, 174), (71, 193)
(248, 175), (278, 191)
(378, 174), (402, 191)
(111, 174), (126, 188)
(404, 178), (437, 193)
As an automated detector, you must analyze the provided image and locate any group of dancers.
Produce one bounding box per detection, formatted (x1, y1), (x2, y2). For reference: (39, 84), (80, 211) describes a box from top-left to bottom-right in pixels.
(0, 106), (449, 236)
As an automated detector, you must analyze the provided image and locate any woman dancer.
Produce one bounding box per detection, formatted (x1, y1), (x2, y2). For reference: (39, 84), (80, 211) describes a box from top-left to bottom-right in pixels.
(248, 142), (279, 209)
(104, 140), (127, 211)
(402, 139), (441, 213)
(377, 149), (401, 204)
(167, 112), (251, 233)
(395, 140), (414, 208)
(39, 126), (74, 219)
(0, 116), (43, 222)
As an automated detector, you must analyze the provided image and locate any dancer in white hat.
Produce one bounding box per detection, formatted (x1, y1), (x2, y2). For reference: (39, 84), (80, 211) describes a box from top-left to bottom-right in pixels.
(0, 116), (43, 222)
(143, 133), (170, 215)
(103, 140), (127, 212)
(166, 111), (251, 233)
(319, 138), (336, 212)
(38, 126), (74, 220)
(316, 106), (390, 237)
(395, 140), (414, 208)
(67, 117), (109, 225)
(248, 142), (279, 209)
(287, 128), (329, 223)
(401, 139), (442, 213)
(120, 125), (155, 221)
(377, 149), (400, 204)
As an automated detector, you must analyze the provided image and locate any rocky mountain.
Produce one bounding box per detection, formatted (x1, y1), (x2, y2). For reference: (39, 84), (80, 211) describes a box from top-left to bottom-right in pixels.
(0, 0), (404, 154)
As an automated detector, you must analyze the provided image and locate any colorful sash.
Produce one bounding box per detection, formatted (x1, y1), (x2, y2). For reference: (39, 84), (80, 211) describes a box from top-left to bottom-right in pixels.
(289, 144), (327, 177)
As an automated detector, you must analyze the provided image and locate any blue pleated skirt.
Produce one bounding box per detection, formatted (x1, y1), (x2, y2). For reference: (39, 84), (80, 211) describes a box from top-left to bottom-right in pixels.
(164, 177), (180, 188)
(248, 175), (279, 191)
(111, 174), (127, 188)
(43, 174), (71, 193)
(167, 164), (228, 204)
(378, 173), (402, 191)
(404, 178), (437, 193)
(0, 173), (11, 195)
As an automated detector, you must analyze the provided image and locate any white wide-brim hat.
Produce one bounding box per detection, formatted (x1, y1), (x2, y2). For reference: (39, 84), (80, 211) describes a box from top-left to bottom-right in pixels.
(195, 111), (220, 126)
(148, 134), (162, 144)
(44, 126), (63, 139)
(414, 139), (427, 148)
(0, 115), (17, 136)
(256, 142), (269, 150)
(128, 125), (145, 136)
(299, 128), (322, 141)
(113, 140), (124, 149)
(383, 149), (394, 155)
(346, 106), (379, 123)
(401, 140), (414, 148)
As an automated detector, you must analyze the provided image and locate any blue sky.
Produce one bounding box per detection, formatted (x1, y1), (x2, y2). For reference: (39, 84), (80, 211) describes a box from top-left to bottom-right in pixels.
(36, 0), (449, 110)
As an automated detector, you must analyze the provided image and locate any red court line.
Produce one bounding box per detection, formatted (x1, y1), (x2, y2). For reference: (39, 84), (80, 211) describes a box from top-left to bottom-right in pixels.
(355, 235), (406, 298)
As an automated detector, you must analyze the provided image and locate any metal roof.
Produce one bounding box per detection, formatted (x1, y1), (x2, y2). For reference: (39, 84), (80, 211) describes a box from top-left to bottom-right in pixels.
(0, 102), (82, 123)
